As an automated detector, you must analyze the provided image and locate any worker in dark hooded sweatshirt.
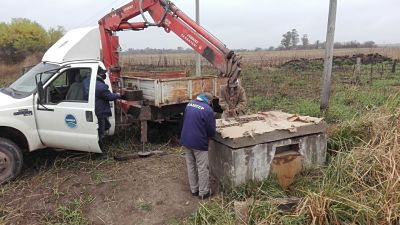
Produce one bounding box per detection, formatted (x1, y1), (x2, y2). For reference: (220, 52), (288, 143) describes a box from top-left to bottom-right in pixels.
(83, 66), (121, 158)
(180, 92), (216, 200)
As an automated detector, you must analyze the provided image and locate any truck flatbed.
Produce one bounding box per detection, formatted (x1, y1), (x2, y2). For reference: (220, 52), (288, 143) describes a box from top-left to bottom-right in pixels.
(121, 71), (227, 107)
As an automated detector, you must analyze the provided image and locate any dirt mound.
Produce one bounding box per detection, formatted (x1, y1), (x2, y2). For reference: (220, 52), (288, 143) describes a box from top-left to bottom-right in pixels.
(336, 53), (392, 64)
(280, 58), (323, 71)
(281, 53), (393, 71)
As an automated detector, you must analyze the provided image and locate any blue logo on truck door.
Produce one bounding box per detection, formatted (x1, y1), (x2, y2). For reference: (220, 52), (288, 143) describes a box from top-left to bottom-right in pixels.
(65, 114), (77, 128)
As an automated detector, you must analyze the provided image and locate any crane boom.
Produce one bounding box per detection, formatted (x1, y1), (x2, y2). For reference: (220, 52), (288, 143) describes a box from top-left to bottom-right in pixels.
(98, 0), (241, 87)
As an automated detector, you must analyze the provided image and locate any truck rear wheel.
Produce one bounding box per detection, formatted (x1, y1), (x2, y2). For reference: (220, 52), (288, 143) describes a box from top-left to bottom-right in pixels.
(0, 138), (23, 184)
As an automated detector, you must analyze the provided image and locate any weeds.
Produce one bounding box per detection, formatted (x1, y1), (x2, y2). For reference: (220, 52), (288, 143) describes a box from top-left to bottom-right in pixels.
(52, 184), (65, 200)
(135, 198), (153, 212)
(300, 108), (400, 224)
(43, 195), (95, 225)
(91, 171), (106, 185)
(51, 206), (86, 225)
(186, 200), (235, 225)
(0, 206), (17, 225)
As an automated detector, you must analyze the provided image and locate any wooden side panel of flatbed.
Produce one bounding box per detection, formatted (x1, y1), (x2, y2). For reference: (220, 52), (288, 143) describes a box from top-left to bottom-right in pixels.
(121, 74), (227, 107)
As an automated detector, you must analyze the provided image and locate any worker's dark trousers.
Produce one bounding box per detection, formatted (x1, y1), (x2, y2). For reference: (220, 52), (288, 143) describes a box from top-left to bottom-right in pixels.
(184, 146), (210, 196)
(98, 117), (111, 151)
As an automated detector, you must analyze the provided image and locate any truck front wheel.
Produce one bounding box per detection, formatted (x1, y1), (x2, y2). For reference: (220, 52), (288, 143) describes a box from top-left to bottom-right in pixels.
(0, 138), (23, 184)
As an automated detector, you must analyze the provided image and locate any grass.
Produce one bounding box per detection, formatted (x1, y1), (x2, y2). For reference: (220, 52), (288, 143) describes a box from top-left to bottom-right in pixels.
(243, 60), (400, 123)
(44, 195), (95, 225)
(307, 107), (400, 224)
(91, 171), (106, 185)
(135, 198), (153, 212)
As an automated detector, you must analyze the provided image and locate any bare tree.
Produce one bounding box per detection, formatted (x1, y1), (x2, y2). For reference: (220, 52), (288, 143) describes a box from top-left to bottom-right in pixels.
(280, 31), (292, 50)
(291, 29), (299, 48)
(315, 40), (320, 49)
(301, 34), (309, 48)
(363, 41), (377, 48)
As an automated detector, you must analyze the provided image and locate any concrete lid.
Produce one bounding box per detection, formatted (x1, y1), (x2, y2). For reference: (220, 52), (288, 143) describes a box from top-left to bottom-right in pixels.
(214, 111), (327, 148)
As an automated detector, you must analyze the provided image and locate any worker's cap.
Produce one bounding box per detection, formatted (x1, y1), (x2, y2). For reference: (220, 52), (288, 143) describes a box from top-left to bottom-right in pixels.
(196, 92), (213, 103)
(97, 66), (107, 76)
(97, 66), (107, 80)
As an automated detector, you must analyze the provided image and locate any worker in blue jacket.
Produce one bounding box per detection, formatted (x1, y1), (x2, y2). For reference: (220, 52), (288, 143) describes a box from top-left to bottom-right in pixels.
(83, 67), (121, 157)
(180, 92), (216, 200)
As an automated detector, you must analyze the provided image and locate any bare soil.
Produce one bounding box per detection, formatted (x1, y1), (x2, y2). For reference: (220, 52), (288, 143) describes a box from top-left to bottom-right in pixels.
(0, 150), (200, 225)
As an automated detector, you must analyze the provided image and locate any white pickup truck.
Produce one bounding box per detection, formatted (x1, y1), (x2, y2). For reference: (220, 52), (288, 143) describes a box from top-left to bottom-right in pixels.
(0, 27), (228, 184)
(0, 27), (114, 183)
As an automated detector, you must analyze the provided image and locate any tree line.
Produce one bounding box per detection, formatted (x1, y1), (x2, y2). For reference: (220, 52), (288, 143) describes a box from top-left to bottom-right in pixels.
(0, 19), (382, 62)
(0, 18), (65, 64)
(272, 28), (377, 51)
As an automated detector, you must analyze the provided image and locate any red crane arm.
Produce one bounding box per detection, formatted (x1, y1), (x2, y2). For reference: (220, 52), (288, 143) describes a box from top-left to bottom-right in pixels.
(98, 0), (241, 85)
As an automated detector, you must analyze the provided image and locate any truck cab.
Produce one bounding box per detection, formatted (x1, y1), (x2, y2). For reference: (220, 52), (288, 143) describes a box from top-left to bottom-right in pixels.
(0, 27), (113, 183)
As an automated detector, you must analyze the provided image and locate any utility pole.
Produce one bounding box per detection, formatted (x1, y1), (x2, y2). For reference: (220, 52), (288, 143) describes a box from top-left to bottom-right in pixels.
(195, 0), (201, 77)
(320, 0), (337, 112)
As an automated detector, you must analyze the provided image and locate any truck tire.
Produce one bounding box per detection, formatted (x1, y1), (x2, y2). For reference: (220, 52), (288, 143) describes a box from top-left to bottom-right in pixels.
(0, 138), (23, 184)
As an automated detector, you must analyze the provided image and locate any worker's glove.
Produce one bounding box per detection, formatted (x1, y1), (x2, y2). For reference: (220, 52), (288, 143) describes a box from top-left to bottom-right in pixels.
(120, 89), (126, 97)
(116, 99), (127, 105)
(116, 90), (125, 99)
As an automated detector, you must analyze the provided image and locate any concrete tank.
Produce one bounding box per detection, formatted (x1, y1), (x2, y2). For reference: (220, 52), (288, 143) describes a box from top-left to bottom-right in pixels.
(209, 111), (327, 190)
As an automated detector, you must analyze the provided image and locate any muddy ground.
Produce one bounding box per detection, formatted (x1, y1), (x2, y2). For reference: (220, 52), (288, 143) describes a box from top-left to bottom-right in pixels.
(0, 148), (202, 225)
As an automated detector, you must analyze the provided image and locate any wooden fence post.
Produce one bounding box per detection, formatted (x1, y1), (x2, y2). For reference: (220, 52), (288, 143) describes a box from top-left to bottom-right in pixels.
(392, 59), (397, 73)
(370, 64), (373, 85)
(354, 57), (361, 84)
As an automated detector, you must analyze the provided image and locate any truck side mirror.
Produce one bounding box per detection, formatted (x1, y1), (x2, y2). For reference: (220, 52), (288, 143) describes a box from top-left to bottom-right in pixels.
(37, 81), (45, 104)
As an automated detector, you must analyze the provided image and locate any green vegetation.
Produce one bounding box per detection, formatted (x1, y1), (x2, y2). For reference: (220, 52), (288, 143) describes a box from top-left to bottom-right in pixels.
(243, 61), (399, 123)
(44, 195), (94, 225)
(0, 18), (65, 63)
(136, 199), (153, 212)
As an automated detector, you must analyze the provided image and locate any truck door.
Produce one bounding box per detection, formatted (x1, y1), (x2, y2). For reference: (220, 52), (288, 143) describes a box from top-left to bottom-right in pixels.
(34, 63), (102, 153)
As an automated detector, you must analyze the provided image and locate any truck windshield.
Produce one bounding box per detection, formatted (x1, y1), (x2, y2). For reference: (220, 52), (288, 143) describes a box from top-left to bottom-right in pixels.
(1, 62), (60, 98)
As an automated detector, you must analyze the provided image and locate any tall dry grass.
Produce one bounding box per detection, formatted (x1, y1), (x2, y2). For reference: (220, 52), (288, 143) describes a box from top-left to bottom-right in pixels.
(0, 53), (42, 87)
(120, 47), (400, 69)
(298, 103), (400, 224)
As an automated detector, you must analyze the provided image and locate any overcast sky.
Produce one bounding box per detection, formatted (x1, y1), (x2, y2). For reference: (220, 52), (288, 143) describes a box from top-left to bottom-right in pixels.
(1, 0), (399, 50)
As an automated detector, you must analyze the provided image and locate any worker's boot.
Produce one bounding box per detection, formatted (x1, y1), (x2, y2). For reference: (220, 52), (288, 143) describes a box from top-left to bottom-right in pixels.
(93, 140), (107, 160)
(199, 190), (213, 200)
